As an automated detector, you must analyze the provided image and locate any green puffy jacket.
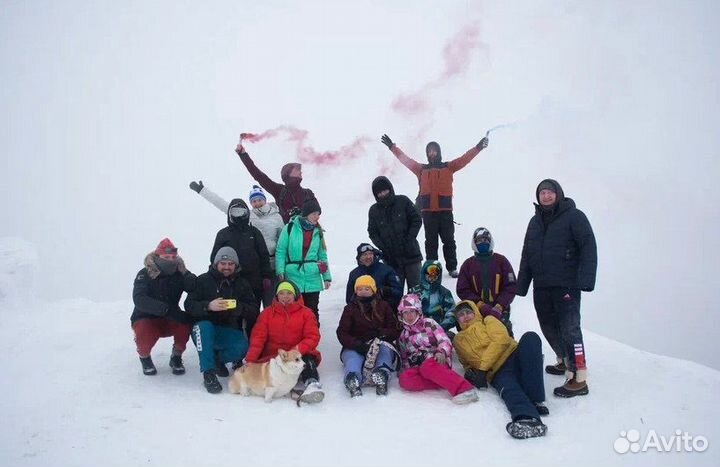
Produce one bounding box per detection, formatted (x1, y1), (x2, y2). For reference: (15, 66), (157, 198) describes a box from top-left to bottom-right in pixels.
(275, 217), (332, 293)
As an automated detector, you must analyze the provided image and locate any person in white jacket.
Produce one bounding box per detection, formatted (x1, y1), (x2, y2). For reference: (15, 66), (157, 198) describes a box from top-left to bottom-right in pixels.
(190, 181), (284, 306)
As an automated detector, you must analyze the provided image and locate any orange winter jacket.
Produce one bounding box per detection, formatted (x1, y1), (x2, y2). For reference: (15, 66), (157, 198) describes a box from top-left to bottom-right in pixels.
(390, 145), (480, 212)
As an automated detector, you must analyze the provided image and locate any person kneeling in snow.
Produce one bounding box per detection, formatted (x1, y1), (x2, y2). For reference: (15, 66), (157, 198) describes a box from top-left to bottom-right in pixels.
(131, 238), (196, 376)
(452, 300), (548, 439)
(396, 293), (479, 404)
(245, 281), (325, 404)
(336, 275), (401, 397)
(184, 247), (259, 394)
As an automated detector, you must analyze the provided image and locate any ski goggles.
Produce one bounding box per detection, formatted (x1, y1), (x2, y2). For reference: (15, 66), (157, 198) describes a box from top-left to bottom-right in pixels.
(358, 244), (375, 254)
(425, 264), (441, 279)
(160, 247), (178, 254)
(229, 206), (248, 217)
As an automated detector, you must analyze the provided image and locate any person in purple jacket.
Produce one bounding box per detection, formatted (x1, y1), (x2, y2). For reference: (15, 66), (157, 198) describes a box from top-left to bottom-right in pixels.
(456, 227), (517, 336)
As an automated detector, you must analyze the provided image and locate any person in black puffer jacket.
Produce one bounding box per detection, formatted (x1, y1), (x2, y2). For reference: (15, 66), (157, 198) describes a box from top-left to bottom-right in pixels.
(185, 246), (259, 394)
(131, 238), (197, 376)
(210, 198), (273, 309)
(367, 176), (423, 292)
(516, 179), (597, 398)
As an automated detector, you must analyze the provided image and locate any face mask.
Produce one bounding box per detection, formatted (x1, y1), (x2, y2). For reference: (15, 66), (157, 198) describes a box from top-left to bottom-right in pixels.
(475, 243), (491, 254)
(358, 295), (374, 304)
(154, 256), (178, 275)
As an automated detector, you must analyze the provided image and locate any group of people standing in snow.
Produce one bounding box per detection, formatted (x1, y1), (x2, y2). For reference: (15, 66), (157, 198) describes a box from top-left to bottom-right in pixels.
(129, 132), (597, 440)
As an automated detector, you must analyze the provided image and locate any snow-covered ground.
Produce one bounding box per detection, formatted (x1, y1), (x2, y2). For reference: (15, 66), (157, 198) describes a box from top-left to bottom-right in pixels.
(0, 243), (717, 467)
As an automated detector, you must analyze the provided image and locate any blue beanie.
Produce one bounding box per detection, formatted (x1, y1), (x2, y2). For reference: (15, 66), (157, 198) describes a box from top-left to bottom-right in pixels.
(249, 185), (266, 202)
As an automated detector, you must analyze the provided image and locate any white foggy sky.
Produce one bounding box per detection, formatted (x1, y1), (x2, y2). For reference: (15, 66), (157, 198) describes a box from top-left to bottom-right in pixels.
(1, 1), (719, 368)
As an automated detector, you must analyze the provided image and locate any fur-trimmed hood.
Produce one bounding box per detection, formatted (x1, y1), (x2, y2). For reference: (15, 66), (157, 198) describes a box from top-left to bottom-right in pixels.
(143, 252), (186, 279)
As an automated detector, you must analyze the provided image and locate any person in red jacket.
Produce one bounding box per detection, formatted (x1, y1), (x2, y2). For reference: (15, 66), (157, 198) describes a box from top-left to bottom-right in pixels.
(456, 227), (517, 335)
(380, 134), (489, 277)
(245, 280), (324, 403)
(234, 144), (317, 223)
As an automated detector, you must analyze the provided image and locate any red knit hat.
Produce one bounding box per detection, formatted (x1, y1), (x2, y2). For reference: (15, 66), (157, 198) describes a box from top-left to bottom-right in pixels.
(154, 238), (177, 255)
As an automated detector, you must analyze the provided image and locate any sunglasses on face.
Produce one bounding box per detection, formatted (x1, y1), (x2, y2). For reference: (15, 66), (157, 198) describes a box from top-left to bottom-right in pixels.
(162, 247), (178, 254)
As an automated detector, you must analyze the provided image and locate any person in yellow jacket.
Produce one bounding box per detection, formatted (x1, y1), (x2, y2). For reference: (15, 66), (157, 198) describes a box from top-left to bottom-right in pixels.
(453, 300), (548, 439)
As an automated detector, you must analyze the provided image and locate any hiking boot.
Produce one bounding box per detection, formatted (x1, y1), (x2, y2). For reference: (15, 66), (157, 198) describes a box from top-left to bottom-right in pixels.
(448, 269), (459, 278)
(215, 355), (230, 377)
(169, 355), (185, 375)
(371, 369), (389, 396)
(553, 378), (589, 398)
(506, 418), (547, 439)
(344, 373), (362, 398)
(534, 402), (550, 416)
(545, 361), (567, 375)
(299, 379), (325, 404)
(203, 371), (223, 394)
(231, 360), (243, 372)
(451, 388), (479, 405)
(140, 356), (157, 375)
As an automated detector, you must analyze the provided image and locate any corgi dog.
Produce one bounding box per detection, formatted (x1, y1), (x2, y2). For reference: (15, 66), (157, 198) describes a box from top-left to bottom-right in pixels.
(228, 349), (305, 402)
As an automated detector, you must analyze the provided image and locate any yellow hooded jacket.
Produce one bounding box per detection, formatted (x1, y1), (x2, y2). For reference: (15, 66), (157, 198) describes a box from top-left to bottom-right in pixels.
(453, 300), (518, 383)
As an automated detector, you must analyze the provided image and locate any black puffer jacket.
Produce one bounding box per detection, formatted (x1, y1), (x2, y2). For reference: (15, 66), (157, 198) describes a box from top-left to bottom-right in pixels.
(367, 176), (423, 267)
(184, 267), (259, 332)
(516, 179), (597, 295)
(131, 255), (196, 324)
(210, 198), (273, 293)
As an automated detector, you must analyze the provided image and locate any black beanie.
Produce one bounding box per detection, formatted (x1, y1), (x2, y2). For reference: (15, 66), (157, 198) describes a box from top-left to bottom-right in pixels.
(301, 198), (322, 217)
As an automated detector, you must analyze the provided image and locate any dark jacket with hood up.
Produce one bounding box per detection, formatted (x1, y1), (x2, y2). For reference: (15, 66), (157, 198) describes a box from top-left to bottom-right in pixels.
(131, 253), (196, 324)
(516, 179), (598, 295)
(367, 176), (423, 267)
(210, 198), (273, 296)
(345, 244), (403, 305)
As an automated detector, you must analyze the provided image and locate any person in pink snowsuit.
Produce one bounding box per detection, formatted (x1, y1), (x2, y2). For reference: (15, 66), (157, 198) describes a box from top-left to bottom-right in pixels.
(396, 293), (479, 404)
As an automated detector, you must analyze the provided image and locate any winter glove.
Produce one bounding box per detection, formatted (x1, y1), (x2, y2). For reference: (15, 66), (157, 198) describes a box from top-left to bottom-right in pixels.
(262, 278), (272, 293)
(276, 274), (285, 282)
(235, 144), (248, 157)
(408, 353), (426, 367)
(189, 180), (204, 193)
(353, 342), (371, 356)
(380, 285), (393, 299)
(434, 352), (447, 365)
(317, 260), (328, 274)
(465, 368), (488, 388)
(476, 136), (489, 150)
(479, 303), (503, 320)
(380, 134), (394, 150)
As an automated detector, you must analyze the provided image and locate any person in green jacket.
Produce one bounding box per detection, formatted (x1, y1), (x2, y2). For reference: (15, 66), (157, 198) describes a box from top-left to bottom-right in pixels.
(275, 198), (332, 322)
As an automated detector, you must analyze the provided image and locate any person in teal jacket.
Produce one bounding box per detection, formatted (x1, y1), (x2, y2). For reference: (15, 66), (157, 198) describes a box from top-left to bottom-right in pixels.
(275, 198), (332, 322)
(410, 260), (457, 335)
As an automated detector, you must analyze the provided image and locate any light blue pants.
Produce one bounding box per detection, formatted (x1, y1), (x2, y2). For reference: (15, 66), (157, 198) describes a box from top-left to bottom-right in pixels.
(191, 321), (248, 373)
(341, 346), (395, 384)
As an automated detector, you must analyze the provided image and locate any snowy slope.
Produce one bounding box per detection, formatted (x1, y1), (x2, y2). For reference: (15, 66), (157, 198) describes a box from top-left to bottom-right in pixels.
(0, 243), (717, 467)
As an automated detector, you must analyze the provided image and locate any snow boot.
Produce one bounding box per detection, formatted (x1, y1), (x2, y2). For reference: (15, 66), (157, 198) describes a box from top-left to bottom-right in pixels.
(215, 354), (229, 377)
(344, 372), (362, 397)
(451, 388), (479, 405)
(534, 402), (550, 416)
(231, 360), (243, 372)
(448, 269), (459, 278)
(553, 378), (589, 398)
(203, 370), (223, 394)
(299, 379), (325, 404)
(371, 369), (389, 396)
(545, 360), (566, 375)
(140, 356), (157, 375)
(506, 417), (547, 439)
(169, 355), (185, 375)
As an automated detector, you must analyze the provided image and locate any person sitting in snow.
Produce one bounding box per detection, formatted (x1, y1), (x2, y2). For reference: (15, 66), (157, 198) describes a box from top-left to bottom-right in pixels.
(396, 293), (479, 404)
(210, 198), (273, 311)
(345, 243), (403, 311)
(336, 275), (401, 397)
(245, 281), (325, 404)
(410, 260), (457, 336)
(456, 227), (516, 336)
(275, 198), (332, 323)
(234, 143), (317, 223)
(380, 133), (489, 278)
(452, 300), (548, 439)
(131, 238), (196, 376)
(184, 247), (259, 394)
